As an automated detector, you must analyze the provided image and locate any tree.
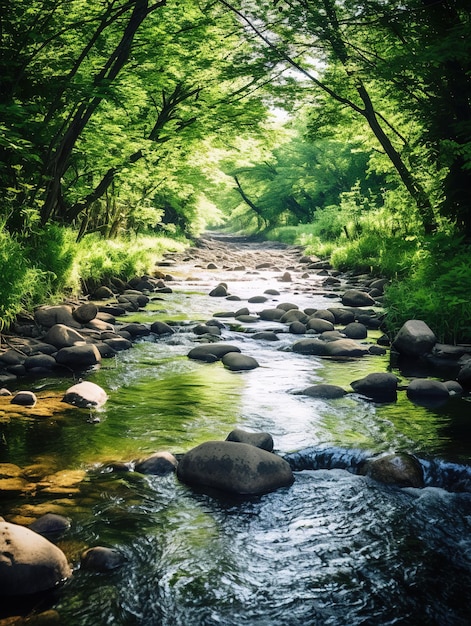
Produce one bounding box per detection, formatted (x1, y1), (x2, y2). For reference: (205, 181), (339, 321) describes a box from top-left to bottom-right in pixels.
(216, 0), (471, 236)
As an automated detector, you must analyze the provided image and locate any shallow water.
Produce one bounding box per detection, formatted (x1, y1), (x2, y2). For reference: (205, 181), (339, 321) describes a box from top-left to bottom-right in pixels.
(1, 237), (471, 625)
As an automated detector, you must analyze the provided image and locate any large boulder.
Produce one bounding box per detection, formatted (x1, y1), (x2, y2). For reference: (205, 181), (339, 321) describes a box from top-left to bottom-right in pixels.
(361, 453), (424, 488)
(54, 344), (101, 369)
(62, 381), (108, 408)
(351, 372), (399, 402)
(457, 360), (471, 390)
(297, 384), (347, 399)
(177, 441), (294, 495)
(134, 451), (178, 475)
(0, 520), (72, 595)
(43, 324), (86, 349)
(292, 338), (328, 355)
(72, 302), (98, 324)
(392, 320), (436, 357)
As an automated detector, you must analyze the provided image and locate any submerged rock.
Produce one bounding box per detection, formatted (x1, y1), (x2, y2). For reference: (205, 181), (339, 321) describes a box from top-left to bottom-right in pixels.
(177, 440), (294, 495)
(134, 451), (178, 475)
(351, 373), (399, 402)
(80, 546), (125, 572)
(297, 384), (347, 399)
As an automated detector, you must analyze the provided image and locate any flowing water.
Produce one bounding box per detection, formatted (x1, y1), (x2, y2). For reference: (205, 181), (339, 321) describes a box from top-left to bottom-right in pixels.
(1, 234), (471, 625)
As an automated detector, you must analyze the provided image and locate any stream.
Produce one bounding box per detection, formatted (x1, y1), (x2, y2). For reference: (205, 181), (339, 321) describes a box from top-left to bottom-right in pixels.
(1, 233), (471, 625)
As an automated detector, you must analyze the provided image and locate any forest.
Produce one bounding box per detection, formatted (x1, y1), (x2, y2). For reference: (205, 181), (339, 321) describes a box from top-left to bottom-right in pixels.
(1, 0), (470, 342)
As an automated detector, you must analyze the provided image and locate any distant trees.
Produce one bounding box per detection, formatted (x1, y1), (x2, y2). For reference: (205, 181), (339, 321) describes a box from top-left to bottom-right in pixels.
(217, 0), (471, 237)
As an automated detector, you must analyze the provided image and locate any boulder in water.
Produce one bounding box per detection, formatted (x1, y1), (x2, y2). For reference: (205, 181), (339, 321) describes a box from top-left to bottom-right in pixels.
(177, 440), (294, 495)
(350, 373), (399, 402)
(226, 428), (274, 452)
(134, 451), (178, 475)
(297, 384), (347, 399)
(392, 320), (436, 357)
(222, 353), (259, 371)
(0, 520), (72, 595)
(62, 381), (107, 408)
(188, 343), (241, 362)
(361, 453), (424, 488)
(341, 290), (376, 307)
(80, 546), (125, 572)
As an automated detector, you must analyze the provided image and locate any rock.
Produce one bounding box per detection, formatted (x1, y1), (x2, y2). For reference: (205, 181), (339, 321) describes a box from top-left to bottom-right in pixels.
(24, 354), (57, 371)
(298, 384), (347, 399)
(0, 520), (72, 595)
(104, 337), (133, 352)
(276, 302), (298, 312)
(54, 344), (101, 369)
(150, 321), (175, 335)
(248, 295), (268, 303)
(28, 514), (70, 539)
(350, 373), (399, 402)
(225, 428), (274, 452)
(328, 308), (355, 324)
(118, 323), (150, 337)
(280, 272), (292, 282)
(341, 289), (376, 307)
(306, 318), (334, 333)
(34, 305), (81, 329)
(457, 361), (471, 389)
(72, 302), (98, 324)
(406, 379), (450, 403)
(222, 353), (259, 371)
(134, 451), (178, 475)
(264, 289), (280, 296)
(444, 380), (464, 396)
(193, 324), (221, 336)
(392, 320), (436, 357)
(176, 441), (294, 495)
(188, 344), (241, 362)
(361, 453), (424, 488)
(280, 309), (309, 324)
(252, 331), (279, 341)
(259, 308), (285, 321)
(80, 546), (125, 572)
(43, 324), (86, 349)
(292, 338), (328, 355)
(311, 309), (336, 324)
(11, 391), (37, 407)
(209, 284), (228, 297)
(343, 322), (368, 339)
(91, 286), (114, 299)
(324, 339), (370, 358)
(289, 321), (307, 334)
(62, 381), (107, 408)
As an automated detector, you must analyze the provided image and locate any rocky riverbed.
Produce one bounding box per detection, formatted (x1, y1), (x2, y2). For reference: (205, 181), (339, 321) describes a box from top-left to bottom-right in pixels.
(1, 232), (471, 625)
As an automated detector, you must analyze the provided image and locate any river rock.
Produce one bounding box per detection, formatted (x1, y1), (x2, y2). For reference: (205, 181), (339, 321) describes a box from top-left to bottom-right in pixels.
(289, 321), (306, 334)
(297, 384), (347, 399)
(259, 308), (285, 321)
(306, 318), (334, 333)
(34, 305), (81, 329)
(54, 344), (101, 369)
(43, 324), (86, 349)
(292, 338), (328, 355)
(209, 284), (228, 297)
(311, 309), (336, 324)
(24, 354), (57, 371)
(457, 361), (471, 389)
(341, 289), (376, 307)
(0, 520), (72, 595)
(62, 381), (107, 408)
(119, 323), (150, 337)
(280, 309), (309, 324)
(343, 322), (368, 339)
(134, 451), (178, 475)
(226, 428), (274, 452)
(150, 321), (175, 335)
(11, 391), (37, 407)
(222, 353), (259, 371)
(104, 337), (133, 352)
(188, 344), (241, 362)
(406, 379), (450, 403)
(350, 373), (399, 401)
(80, 546), (125, 572)
(92, 286), (114, 299)
(252, 331), (280, 341)
(177, 441), (294, 495)
(328, 308), (356, 324)
(28, 513), (71, 539)
(361, 453), (424, 488)
(392, 320), (436, 357)
(72, 302), (98, 324)
(324, 339), (370, 358)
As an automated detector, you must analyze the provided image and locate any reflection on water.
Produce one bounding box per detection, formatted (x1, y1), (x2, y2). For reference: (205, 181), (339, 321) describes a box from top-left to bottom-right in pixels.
(2, 280), (471, 625)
